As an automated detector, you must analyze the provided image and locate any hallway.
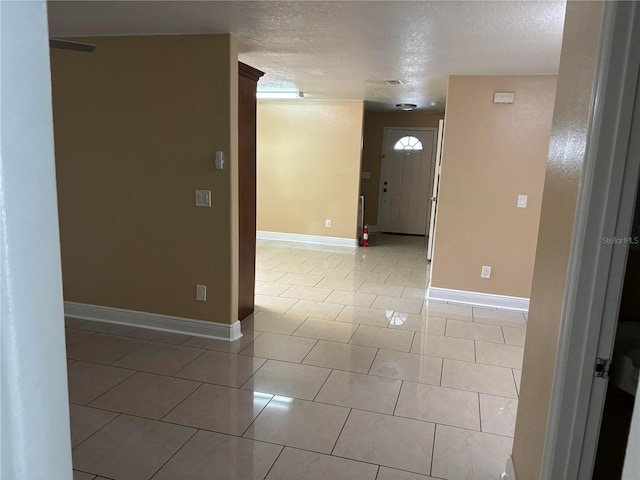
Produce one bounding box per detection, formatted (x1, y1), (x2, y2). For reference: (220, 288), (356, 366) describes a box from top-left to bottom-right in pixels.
(67, 234), (526, 479)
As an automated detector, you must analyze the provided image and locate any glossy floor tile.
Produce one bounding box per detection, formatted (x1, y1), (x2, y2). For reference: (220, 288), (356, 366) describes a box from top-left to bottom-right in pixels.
(411, 333), (475, 362)
(441, 359), (518, 398)
(335, 305), (391, 327)
(266, 447), (378, 480)
(394, 382), (480, 430)
(315, 370), (402, 414)
(175, 350), (266, 387)
(431, 424), (513, 480)
(244, 396), (349, 454)
(240, 332), (317, 363)
(66, 234), (530, 479)
(67, 361), (135, 405)
(69, 404), (118, 448)
(285, 299), (345, 320)
(89, 372), (200, 420)
(376, 466), (437, 480)
(302, 340), (378, 373)
(387, 314), (446, 335)
(66, 333), (147, 365)
(241, 311), (306, 335)
(66, 328), (95, 347)
(241, 360), (331, 400)
(163, 383), (272, 435)
(369, 349), (442, 385)
(72, 414), (195, 480)
(333, 409), (435, 475)
(350, 324), (415, 352)
(112, 341), (203, 375)
(445, 318), (505, 343)
(292, 318), (358, 343)
(153, 430), (282, 480)
(475, 341), (524, 369)
(479, 393), (518, 437)
(502, 325), (527, 346)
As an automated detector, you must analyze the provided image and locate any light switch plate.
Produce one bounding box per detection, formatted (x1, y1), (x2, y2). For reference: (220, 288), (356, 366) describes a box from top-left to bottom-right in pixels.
(196, 284), (207, 301)
(195, 190), (211, 207)
(517, 194), (528, 208)
(215, 151), (224, 170)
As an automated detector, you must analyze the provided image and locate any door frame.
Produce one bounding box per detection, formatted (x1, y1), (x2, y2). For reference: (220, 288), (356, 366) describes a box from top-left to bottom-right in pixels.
(376, 126), (438, 235)
(542, 1), (640, 478)
(427, 119), (445, 261)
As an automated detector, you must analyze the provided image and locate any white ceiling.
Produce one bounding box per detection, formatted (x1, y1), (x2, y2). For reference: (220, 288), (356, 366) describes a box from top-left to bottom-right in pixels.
(47, 1), (567, 111)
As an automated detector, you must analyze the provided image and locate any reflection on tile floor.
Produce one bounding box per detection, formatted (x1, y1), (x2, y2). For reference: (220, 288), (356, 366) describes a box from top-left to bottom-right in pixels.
(67, 234), (527, 480)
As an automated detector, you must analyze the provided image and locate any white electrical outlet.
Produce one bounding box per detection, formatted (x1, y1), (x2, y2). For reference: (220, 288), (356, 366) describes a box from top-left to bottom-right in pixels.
(195, 190), (211, 207)
(325, 219), (331, 228)
(196, 284), (207, 301)
(481, 266), (492, 279)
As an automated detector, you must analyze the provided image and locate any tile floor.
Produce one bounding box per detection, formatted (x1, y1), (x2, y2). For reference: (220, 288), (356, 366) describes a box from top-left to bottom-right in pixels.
(67, 234), (527, 480)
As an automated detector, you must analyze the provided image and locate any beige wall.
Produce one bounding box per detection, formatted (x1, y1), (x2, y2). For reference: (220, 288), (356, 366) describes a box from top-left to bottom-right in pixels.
(256, 100), (364, 239)
(512, 2), (605, 479)
(430, 75), (557, 298)
(52, 34), (240, 324)
(360, 111), (444, 226)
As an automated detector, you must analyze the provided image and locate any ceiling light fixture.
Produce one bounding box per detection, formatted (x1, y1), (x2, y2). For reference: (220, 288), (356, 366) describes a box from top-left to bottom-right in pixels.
(429, 101), (439, 107)
(385, 80), (404, 85)
(396, 103), (417, 111)
(256, 91), (304, 99)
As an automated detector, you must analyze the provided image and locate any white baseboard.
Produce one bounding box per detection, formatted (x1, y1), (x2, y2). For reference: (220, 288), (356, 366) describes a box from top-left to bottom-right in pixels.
(427, 287), (529, 311)
(64, 302), (242, 341)
(257, 230), (358, 247)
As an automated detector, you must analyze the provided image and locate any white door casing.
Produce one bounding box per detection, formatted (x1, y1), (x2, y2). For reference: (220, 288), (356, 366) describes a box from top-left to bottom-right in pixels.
(427, 120), (445, 261)
(378, 128), (437, 235)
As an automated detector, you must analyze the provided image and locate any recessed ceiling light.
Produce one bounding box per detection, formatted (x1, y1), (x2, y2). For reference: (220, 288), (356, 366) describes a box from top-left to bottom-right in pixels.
(396, 103), (417, 111)
(256, 91), (304, 99)
(385, 80), (403, 85)
(429, 101), (439, 107)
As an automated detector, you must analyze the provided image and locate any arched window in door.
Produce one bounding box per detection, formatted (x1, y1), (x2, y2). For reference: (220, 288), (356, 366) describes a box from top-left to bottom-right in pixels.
(393, 135), (423, 151)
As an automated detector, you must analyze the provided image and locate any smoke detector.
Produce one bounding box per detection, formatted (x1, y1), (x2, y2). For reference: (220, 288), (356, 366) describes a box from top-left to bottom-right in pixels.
(396, 103), (417, 111)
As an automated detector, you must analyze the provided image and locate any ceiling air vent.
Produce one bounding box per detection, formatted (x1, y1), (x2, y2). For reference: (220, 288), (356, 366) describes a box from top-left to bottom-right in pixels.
(385, 80), (403, 85)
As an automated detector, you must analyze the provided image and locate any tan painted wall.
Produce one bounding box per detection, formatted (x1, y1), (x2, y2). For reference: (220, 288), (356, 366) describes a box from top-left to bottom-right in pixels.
(51, 34), (240, 324)
(430, 75), (557, 298)
(256, 100), (364, 239)
(512, 2), (605, 478)
(360, 111), (444, 226)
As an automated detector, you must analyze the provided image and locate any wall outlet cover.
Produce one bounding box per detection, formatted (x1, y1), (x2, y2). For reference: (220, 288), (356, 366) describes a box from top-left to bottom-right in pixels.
(195, 190), (211, 207)
(481, 265), (492, 279)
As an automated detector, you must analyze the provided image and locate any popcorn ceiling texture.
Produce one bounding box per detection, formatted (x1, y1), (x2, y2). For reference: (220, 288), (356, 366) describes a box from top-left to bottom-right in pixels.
(48, 1), (566, 111)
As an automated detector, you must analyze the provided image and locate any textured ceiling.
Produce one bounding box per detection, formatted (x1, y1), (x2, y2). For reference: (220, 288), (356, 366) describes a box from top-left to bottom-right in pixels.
(48, 1), (567, 111)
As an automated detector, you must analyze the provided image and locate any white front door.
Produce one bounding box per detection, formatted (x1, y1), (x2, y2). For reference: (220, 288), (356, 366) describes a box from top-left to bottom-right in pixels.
(378, 128), (436, 235)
